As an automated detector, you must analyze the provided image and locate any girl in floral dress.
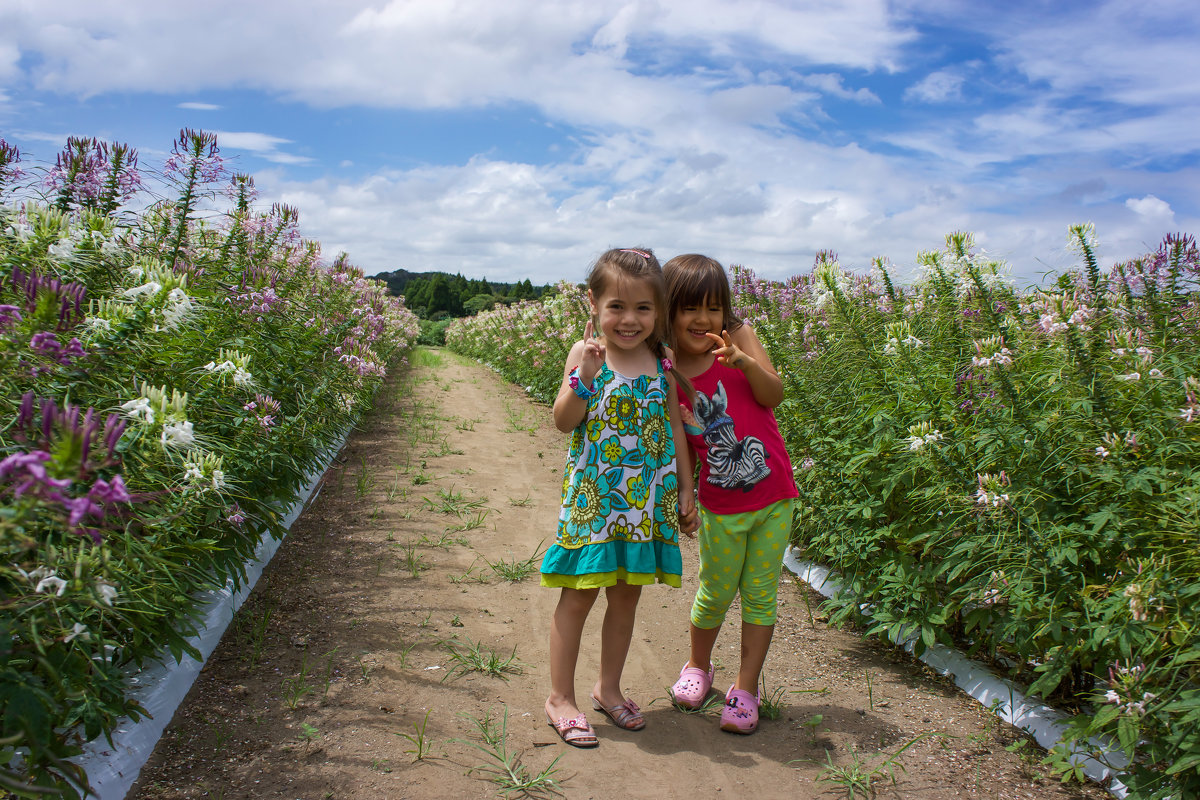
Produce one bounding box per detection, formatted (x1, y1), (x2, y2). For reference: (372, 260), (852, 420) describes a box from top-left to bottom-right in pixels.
(541, 247), (698, 747)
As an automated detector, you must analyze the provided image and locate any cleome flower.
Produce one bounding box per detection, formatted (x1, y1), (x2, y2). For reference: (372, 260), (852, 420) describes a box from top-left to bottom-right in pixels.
(120, 396), (155, 424)
(883, 320), (925, 355)
(160, 420), (195, 449)
(94, 579), (118, 606)
(35, 575), (68, 596)
(974, 471), (1011, 508)
(182, 449), (227, 492)
(1103, 660), (1157, 718)
(905, 421), (945, 451)
(202, 348), (254, 388)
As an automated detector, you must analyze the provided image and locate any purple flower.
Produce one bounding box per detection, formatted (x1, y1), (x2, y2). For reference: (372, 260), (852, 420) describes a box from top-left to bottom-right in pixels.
(1, 138), (24, 185)
(60, 337), (87, 365)
(30, 331), (63, 358)
(0, 304), (22, 330)
(63, 495), (103, 526)
(88, 474), (132, 504)
(0, 450), (72, 496)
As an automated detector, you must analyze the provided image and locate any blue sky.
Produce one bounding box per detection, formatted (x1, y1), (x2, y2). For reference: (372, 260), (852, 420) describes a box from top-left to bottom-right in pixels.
(2, 0), (1197, 287)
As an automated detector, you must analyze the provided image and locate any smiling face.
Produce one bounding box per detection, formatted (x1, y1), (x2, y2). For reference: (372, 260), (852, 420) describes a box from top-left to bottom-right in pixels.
(672, 294), (723, 358)
(588, 276), (658, 353)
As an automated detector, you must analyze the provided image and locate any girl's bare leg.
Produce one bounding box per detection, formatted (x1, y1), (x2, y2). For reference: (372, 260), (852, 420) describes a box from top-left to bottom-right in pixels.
(734, 621), (774, 693)
(687, 622), (722, 673)
(591, 582), (642, 706)
(546, 587), (599, 720)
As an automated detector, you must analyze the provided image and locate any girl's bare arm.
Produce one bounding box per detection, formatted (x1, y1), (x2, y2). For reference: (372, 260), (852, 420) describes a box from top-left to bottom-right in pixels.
(708, 325), (785, 409)
(552, 339), (591, 432)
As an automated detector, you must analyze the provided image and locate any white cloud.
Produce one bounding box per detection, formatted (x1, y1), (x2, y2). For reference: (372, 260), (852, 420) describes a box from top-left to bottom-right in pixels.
(799, 73), (880, 104)
(904, 70), (964, 103)
(213, 130), (311, 165)
(2, 0), (1195, 290)
(1126, 194), (1173, 221)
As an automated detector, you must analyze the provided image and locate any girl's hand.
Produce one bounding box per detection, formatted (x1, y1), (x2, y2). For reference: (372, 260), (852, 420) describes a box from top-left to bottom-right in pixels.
(678, 492), (699, 538)
(579, 318), (605, 384)
(705, 330), (751, 370)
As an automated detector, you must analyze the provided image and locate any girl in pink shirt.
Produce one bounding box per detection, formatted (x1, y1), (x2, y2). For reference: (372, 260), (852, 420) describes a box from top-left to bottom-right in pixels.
(664, 254), (798, 735)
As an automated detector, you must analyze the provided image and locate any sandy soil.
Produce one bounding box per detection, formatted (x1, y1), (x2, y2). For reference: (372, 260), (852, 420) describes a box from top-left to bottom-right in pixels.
(128, 348), (1108, 800)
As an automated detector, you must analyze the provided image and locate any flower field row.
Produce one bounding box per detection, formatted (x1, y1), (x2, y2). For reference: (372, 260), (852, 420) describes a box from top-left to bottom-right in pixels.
(444, 280), (588, 402)
(446, 229), (1200, 799)
(1, 132), (418, 797)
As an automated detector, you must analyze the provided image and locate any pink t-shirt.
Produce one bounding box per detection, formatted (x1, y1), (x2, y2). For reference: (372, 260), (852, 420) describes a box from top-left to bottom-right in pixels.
(680, 359), (798, 515)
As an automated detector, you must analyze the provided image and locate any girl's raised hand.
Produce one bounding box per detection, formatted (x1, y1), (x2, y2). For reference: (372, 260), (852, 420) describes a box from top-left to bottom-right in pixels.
(705, 330), (748, 369)
(580, 318), (605, 383)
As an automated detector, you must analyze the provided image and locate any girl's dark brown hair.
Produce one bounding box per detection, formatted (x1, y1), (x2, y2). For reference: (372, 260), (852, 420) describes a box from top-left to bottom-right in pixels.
(587, 247), (689, 395)
(662, 253), (743, 336)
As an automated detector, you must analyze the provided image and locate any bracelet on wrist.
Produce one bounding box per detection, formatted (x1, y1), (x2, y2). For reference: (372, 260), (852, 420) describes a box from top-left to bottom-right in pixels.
(569, 369), (597, 400)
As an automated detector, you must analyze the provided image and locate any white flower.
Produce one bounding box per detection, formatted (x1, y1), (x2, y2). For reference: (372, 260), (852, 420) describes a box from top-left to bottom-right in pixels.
(1148, 369), (1164, 379)
(1118, 372), (1141, 382)
(1182, 407), (1198, 423)
(48, 239), (76, 261)
(211, 470), (226, 491)
(160, 420), (195, 448)
(232, 367), (254, 387)
(1096, 446), (1110, 459)
(1105, 689), (1121, 704)
(15, 564), (53, 583)
(907, 436), (925, 451)
(183, 463), (204, 482)
(122, 281), (163, 299)
(162, 288), (194, 329)
(64, 622), (90, 643)
(120, 397), (155, 424)
(95, 580), (118, 606)
(35, 575), (68, 596)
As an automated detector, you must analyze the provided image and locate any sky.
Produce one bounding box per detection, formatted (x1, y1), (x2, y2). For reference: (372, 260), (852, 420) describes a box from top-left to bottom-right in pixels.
(2, 0), (1198, 288)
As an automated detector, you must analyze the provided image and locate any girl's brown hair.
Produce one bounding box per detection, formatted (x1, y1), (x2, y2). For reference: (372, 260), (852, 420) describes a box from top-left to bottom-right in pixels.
(587, 247), (688, 394)
(662, 253), (743, 337)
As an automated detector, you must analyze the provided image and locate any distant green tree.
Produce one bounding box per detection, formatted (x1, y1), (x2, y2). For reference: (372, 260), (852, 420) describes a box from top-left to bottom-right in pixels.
(426, 274), (453, 316)
(464, 293), (500, 315)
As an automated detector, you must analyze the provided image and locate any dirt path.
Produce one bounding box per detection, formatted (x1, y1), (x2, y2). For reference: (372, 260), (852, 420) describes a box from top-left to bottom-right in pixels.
(129, 349), (1106, 800)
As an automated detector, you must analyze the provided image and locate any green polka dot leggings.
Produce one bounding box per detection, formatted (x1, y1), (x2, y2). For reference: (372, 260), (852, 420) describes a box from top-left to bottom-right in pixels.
(691, 499), (797, 629)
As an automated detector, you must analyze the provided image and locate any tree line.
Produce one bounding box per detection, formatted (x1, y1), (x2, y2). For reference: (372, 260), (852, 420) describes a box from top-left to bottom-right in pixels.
(370, 268), (555, 319)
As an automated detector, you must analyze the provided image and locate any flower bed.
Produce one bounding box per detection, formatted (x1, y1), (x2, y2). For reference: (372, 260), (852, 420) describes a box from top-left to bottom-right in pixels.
(444, 280), (587, 402)
(0, 132), (418, 797)
(445, 229), (1200, 799)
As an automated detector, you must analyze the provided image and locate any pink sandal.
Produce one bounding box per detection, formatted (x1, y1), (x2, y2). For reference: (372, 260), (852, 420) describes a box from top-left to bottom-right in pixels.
(547, 713), (599, 748)
(590, 694), (646, 731)
(670, 662), (715, 709)
(720, 686), (760, 734)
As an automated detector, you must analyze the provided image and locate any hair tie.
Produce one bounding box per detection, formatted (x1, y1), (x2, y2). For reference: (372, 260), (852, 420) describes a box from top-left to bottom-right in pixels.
(619, 248), (650, 259)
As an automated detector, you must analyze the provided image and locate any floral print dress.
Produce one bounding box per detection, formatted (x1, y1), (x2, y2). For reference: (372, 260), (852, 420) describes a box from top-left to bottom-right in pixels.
(540, 360), (682, 589)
